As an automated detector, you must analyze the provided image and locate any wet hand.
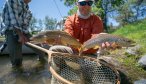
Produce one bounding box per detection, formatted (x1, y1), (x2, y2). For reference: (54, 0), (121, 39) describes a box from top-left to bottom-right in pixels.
(101, 42), (111, 49)
(18, 34), (29, 44)
(101, 42), (121, 49)
(14, 29), (29, 44)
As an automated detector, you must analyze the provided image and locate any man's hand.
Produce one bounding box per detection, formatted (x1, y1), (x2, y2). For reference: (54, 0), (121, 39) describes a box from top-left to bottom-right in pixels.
(101, 42), (111, 49)
(101, 42), (121, 49)
(18, 33), (29, 44)
(15, 29), (29, 44)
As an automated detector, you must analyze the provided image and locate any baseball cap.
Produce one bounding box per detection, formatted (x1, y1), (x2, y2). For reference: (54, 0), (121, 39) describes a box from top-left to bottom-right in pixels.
(78, 0), (94, 2)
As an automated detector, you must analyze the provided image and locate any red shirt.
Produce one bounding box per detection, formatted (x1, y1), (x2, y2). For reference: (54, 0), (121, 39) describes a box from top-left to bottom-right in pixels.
(64, 13), (103, 54)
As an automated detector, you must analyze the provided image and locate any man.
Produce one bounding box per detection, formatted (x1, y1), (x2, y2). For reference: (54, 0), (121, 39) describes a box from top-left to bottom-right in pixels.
(49, 0), (110, 83)
(1, 0), (32, 69)
(64, 0), (105, 54)
(50, 0), (107, 55)
(1, 0), (47, 70)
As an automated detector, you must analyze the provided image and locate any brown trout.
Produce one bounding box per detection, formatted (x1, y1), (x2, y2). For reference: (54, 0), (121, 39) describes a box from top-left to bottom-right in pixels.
(30, 30), (81, 49)
(79, 33), (135, 54)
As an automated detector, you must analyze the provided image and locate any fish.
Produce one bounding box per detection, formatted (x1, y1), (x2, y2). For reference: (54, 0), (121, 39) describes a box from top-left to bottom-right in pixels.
(30, 30), (82, 49)
(79, 33), (136, 54)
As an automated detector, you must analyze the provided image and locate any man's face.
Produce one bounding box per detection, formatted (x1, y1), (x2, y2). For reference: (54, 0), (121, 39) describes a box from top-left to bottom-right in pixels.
(24, 0), (31, 4)
(77, 0), (93, 16)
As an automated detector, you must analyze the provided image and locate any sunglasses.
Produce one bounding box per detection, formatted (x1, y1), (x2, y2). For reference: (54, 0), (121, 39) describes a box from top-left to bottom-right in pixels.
(78, 1), (93, 6)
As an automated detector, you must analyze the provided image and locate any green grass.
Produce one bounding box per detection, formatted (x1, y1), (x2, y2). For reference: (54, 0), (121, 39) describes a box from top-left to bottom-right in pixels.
(112, 19), (146, 54)
(111, 19), (146, 81)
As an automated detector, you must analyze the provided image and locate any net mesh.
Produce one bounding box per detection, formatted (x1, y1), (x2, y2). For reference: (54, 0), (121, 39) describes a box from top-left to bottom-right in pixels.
(49, 53), (120, 84)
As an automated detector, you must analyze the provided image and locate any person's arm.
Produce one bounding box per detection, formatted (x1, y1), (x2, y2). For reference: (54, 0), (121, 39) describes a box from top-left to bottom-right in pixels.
(91, 16), (104, 38)
(23, 9), (32, 28)
(8, 0), (29, 44)
(22, 9), (32, 34)
(90, 16), (114, 49)
(64, 16), (74, 36)
(14, 28), (29, 44)
(7, 0), (21, 30)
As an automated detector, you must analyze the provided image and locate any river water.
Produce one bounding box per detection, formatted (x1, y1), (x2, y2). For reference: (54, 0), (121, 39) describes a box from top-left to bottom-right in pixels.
(0, 54), (52, 84)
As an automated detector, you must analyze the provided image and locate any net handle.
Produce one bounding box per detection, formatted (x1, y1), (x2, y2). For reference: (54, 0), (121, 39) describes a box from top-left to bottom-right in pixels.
(25, 42), (53, 54)
(25, 42), (74, 84)
(26, 42), (61, 64)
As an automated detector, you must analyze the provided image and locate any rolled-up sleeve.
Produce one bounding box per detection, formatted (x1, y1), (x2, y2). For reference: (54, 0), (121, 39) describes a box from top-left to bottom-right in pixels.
(91, 16), (104, 38)
(64, 16), (74, 36)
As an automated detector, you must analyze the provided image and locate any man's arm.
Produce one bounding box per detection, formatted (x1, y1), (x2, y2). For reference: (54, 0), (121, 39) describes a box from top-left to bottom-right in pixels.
(91, 15), (104, 38)
(7, 0), (21, 30)
(90, 15), (112, 49)
(7, 0), (29, 44)
(64, 16), (74, 36)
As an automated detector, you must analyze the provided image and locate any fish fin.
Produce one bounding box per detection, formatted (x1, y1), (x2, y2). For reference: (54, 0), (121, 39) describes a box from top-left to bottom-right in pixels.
(93, 45), (100, 49)
(78, 46), (87, 56)
(78, 49), (82, 56)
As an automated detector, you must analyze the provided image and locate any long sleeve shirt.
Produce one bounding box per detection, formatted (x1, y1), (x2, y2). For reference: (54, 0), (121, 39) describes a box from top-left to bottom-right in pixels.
(1, 0), (32, 34)
(64, 13), (104, 54)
